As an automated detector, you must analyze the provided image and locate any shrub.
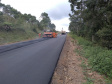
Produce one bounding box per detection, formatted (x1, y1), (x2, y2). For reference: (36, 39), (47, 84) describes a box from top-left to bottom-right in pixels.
(70, 33), (112, 78)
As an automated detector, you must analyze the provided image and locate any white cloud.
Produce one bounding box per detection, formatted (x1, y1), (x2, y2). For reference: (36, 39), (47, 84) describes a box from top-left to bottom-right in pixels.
(52, 17), (70, 32)
(47, 2), (71, 20)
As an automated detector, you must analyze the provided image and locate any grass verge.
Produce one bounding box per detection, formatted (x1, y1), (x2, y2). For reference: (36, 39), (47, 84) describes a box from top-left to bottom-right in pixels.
(0, 29), (39, 45)
(69, 32), (112, 83)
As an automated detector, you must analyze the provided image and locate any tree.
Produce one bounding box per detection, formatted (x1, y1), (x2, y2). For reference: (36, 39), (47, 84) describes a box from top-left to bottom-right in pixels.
(69, 0), (112, 49)
(40, 12), (52, 30)
(49, 23), (56, 29)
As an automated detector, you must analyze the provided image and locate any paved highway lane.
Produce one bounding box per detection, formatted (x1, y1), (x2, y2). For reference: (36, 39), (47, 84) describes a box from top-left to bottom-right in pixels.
(0, 35), (66, 84)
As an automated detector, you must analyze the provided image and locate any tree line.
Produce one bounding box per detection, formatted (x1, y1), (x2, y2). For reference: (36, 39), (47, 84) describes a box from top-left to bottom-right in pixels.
(0, 2), (56, 33)
(69, 0), (112, 49)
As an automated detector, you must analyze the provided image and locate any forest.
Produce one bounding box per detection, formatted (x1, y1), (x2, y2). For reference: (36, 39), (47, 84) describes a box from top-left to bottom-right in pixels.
(0, 1), (55, 44)
(69, 0), (112, 49)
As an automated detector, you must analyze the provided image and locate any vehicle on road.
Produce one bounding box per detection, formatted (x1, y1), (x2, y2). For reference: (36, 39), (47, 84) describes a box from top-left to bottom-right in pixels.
(43, 30), (57, 38)
(61, 31), (66, 35)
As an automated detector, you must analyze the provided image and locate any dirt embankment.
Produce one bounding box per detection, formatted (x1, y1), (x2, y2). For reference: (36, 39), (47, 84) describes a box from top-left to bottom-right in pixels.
(51, 35), (105, 84)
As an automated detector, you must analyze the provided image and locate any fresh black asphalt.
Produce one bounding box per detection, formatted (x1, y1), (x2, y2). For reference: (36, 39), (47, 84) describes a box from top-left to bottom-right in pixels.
(0, 38), (49, 53)
(0, 35), (66, 84)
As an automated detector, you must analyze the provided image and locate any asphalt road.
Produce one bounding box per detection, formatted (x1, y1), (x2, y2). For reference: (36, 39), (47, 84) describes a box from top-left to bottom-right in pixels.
(0, 35), (66, 84)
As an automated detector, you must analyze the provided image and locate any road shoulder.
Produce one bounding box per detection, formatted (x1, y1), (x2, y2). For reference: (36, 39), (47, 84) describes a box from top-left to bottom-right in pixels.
(51, 35), (105, 84)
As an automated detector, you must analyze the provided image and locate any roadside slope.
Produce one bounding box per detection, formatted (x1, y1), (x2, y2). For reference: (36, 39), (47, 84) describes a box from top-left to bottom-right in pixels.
(51, 35), (105, 84)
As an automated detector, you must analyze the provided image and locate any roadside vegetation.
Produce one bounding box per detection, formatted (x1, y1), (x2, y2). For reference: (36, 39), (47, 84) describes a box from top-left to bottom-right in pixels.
(69, 0), (112, 49)
(0, 1), (56, 45)
(70, 33), (112, 83)
(68, 0), (112, 83)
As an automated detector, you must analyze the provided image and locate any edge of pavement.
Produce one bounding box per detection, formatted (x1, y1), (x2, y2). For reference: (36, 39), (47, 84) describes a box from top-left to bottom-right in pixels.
(49, 35), (67, 84)
(0, 38), (49, 54)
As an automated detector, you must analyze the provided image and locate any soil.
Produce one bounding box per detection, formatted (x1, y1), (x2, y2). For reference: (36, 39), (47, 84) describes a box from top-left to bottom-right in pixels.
(51, 35), (105, 84)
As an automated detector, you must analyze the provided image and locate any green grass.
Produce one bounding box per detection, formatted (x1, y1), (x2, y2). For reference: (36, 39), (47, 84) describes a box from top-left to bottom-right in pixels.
(83, 77), (94, 84)
(0, 29), (39, 45)
(81, 60), (95, 84)
(70, 33), (112, 80)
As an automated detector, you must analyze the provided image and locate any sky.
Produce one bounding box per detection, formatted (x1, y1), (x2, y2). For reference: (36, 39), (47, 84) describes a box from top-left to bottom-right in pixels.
(1, 0), (71, 32)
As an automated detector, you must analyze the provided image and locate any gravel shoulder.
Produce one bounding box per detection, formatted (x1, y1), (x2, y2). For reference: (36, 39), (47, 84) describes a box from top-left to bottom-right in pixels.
(51, 35), (105, 84)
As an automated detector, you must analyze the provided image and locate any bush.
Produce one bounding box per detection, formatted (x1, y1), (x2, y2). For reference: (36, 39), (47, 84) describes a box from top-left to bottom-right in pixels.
(96, 25), (112, 49)
(70, 33), (112, 78)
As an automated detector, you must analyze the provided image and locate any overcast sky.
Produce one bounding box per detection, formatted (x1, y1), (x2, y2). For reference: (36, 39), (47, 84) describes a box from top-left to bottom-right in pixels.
(1, 0), (71, 31)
